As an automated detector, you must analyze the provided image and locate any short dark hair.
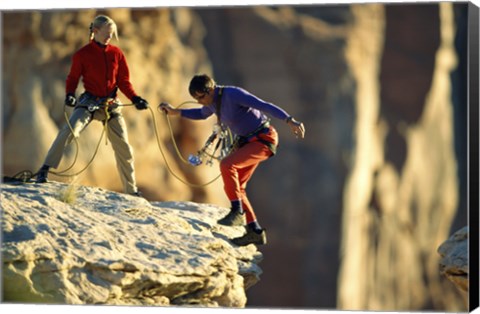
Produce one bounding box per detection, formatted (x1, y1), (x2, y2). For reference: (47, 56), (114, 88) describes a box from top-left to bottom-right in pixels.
(189, 74), (216, 97)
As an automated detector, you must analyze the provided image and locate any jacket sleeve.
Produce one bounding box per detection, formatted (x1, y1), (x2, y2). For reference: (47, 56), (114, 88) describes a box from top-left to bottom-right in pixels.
(181, 106), (215, 120)
(65, 53), (82, 95)
(234, 87), (290, 121)
(116, 51), (138, 101)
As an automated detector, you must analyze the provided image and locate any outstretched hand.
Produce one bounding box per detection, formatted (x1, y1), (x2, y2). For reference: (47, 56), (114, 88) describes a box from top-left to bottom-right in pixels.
(287, 117), (305, 139)
(158, 102), (181, 116)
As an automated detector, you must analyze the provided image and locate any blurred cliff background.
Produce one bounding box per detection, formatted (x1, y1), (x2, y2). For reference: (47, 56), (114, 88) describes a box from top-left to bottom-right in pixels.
(1, 2), (472, 311)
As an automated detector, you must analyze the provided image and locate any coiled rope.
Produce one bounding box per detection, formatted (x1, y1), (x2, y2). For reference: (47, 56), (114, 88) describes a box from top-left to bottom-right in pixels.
(5, 101), (225, 188)
(153, 101), (227, 188)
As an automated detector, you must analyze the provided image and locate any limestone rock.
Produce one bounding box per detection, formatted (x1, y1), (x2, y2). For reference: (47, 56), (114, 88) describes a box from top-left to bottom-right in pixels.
(1, 181), (262, 306)
(438, 226), (468, 292)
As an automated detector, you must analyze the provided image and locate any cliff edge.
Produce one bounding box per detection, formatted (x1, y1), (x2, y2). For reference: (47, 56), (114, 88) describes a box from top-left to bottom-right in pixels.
(1, 181), (262, 306)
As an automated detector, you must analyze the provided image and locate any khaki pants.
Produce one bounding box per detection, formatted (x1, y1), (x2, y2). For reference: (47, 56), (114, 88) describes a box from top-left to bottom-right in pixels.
(44, 106), (138, 194)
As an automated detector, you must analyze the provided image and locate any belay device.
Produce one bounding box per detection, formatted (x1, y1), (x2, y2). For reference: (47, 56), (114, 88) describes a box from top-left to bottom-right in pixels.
(188, 123), (235, 166)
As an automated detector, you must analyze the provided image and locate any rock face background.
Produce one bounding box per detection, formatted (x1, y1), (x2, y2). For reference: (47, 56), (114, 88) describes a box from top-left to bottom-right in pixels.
(2, 181), (262, 306)
(2, 8), (224, 204)
(1, 2), (471, 311)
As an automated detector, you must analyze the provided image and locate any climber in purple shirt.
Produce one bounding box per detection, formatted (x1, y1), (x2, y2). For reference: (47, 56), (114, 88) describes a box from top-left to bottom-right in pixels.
(180, 85), (291, 137)
(161, 74), (305, 246)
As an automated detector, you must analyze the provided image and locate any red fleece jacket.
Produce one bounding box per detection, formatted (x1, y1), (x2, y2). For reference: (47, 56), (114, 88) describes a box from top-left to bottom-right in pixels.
(66, 40), (138, 100)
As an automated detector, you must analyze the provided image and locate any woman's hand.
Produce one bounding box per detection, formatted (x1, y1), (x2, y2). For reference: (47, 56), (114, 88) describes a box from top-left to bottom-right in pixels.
(133, 96), (149, 110)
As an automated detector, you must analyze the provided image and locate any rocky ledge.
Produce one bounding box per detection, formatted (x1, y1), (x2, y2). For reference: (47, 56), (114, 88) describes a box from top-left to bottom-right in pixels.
(437, 226), (468, 293)
(1, 181), (262, 307)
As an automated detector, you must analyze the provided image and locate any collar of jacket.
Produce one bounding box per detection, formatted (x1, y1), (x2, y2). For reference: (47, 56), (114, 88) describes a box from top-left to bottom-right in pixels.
(90, 40), (110, 51)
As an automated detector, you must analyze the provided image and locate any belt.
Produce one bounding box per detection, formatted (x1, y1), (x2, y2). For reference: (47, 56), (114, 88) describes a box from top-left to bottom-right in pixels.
(237, 120), (277, 155)
(78, 91), (119, 112)
(242, 120), (271, 142)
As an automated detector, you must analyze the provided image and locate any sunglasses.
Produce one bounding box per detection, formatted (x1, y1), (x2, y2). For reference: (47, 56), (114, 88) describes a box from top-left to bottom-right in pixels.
(194, 92), (207, 101)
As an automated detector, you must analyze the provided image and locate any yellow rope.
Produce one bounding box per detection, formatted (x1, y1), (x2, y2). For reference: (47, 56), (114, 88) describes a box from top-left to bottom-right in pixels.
(148, 105), (223, 188)
(163, 108), (190, 165)
(49, 101), (223, 188)
(49, 108), (80, 175)
(160, 101), (234, 166)
(163, 100), (203, 165)
(104, 106), (110, 146)
(50, 105), (108, 178)
(50, 116), (105, 178)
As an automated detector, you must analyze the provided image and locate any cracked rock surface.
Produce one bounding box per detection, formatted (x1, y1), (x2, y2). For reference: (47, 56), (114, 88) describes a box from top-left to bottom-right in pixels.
(1, 182), (262, 306)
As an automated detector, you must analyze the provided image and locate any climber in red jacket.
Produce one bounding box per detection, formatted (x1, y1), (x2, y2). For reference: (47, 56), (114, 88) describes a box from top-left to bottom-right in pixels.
(36, 15), (148, 197)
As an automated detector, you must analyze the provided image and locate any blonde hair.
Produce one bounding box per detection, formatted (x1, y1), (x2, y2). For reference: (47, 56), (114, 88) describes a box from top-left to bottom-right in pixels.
(89, 15), (118, 42)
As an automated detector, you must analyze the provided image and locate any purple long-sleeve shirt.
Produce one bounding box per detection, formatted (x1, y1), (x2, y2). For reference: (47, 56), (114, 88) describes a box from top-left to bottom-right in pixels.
(180, 86), (290, 136)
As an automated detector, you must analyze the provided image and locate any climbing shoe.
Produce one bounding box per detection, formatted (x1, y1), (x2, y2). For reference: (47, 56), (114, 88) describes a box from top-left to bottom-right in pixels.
(231, 227), (267, 246)
(217, 209), (245, 226)
(36, 166), (49, 183)
(130, 191), (144, 198)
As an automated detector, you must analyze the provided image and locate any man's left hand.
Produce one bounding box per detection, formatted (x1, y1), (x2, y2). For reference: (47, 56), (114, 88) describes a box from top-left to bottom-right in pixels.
(287, 117), (305, 139)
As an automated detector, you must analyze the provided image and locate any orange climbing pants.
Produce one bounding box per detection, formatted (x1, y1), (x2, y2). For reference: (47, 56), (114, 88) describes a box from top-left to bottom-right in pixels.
(220, 126), (278, 224)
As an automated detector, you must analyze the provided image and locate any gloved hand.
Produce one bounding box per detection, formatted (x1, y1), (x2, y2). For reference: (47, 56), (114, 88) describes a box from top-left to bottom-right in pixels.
(65, 93), (76, 107)
(132, 96), (149, 110)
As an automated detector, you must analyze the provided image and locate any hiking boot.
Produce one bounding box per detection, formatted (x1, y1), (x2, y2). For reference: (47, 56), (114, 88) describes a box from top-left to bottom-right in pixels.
(130, 191), (144, 198)
(231, 228), (267, 246)
(217, 209), (245, 226)
(36, 166), (49, 183)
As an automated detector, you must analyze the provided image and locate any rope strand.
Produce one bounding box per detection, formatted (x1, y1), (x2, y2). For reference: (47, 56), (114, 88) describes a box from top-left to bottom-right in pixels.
(149, 105), (223, 188)
(4, 102), (225, 188)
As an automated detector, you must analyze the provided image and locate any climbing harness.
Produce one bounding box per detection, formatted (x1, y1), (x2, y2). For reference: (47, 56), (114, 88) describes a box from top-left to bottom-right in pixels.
(235, 120), (276, 156)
